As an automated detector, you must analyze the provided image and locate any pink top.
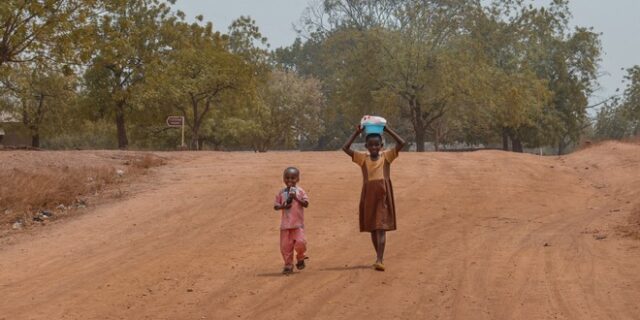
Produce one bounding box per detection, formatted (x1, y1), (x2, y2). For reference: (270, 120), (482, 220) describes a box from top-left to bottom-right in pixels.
(274, 186), (309, 230)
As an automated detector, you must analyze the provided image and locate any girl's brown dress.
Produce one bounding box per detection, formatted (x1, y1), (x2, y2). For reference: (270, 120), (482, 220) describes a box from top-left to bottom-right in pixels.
(352, 149), (398, 232)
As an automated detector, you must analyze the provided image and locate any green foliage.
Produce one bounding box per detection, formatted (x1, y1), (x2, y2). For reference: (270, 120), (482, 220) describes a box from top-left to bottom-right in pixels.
(0, 0), (618, 153)
(285, 0), (602, 153)
(594, 66), (640, 139)
(623, 66), (640, 135)
(82, 0), (173, 149)
(0, 61), (76, 147)
(0, 0), (94, 67)
(144, 16), (256, 150)
(42, 119), (117, 149)
(227, 15), (270, 65)
(214, 70), (325, 151)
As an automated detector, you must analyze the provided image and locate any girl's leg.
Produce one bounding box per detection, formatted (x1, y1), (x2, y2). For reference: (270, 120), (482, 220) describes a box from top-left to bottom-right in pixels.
(370, 231), (378, 253)
(375, 230), (386, 263)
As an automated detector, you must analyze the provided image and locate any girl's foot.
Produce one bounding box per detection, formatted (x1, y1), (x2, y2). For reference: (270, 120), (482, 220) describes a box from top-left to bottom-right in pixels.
(282, 265), (294, 275)
(373, 262), (385, 271)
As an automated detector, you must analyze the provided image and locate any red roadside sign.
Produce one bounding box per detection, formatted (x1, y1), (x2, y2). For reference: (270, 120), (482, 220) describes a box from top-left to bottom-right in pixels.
(166, 116), (184, 127)
(166, 116), (186, 148)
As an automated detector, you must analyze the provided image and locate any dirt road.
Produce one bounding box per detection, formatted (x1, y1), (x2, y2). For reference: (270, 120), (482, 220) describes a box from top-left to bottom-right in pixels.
(1, 142), (639, 319)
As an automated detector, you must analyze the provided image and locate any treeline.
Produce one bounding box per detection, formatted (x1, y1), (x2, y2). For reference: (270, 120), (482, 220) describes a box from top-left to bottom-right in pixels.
(0, 0), (322, 151)
(594, 66), (640, 139)
(0, 0), (637, 152)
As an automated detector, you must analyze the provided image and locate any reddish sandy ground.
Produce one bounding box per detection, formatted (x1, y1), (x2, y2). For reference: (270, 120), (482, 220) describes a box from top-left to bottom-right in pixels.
(0, 142), (639, 320)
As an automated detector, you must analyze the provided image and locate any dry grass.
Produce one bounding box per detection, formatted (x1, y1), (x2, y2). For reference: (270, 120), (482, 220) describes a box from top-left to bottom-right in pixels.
(0, 166), (114, 226)
(618, 204), (640, 240)
(0, 153), (166, 228)
(576, 139), (609, 151)
(126, 154), (167, 171)
(578, 136), (640, 151)
(621, 135), (640, 145)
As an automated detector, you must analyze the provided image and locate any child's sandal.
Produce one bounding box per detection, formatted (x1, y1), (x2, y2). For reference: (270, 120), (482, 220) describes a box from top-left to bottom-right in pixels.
(296, 257), (309, 270)
(282, 266), (294, 275)
(373, 262), (385, 271)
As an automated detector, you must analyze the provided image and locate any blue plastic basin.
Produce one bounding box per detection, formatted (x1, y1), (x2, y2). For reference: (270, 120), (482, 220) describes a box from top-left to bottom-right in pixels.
(364, 124), (385, 135)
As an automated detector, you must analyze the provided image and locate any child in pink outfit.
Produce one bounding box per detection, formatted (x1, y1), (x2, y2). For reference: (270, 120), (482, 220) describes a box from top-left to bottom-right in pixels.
(274, 167), (309, 275)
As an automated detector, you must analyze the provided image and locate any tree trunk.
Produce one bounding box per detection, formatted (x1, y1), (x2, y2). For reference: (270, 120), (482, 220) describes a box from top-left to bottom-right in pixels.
(191, 127), (200, 150)
(411, 100), (426, 152)
(558, 140), (567, 155)
(190, 119), (202, 151)
(31, 133), (40, 148)
(502, 128), (510, 151)
(512, 137), (523, 153)
(189, 95), (203, 151)
(415, 129), (425, 152)
(115, 101), (128, 150)
(31, 97), (44, 148)
(257, 143), (268, 152)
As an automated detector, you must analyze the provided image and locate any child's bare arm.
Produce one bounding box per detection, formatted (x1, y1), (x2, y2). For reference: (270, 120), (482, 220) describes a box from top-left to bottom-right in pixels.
(274, 203), (292, 210)
(293, 189), (309, 208)
(384, 126), (406, 152)
(294, 197), (309, 208)
(342, 125), (363, 157)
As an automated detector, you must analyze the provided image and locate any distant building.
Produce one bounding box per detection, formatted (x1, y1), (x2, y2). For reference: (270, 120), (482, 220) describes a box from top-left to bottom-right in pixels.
(0, 112), (30, 147)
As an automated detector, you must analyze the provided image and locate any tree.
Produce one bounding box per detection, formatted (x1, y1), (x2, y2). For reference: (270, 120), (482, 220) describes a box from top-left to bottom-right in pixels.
(621, 66), (640, 136)
(594, 103), (627, 139)
(266, 70), (325, 149)
(0, 62), (75, 147)
(463, 1), (600, 153)
(297, 0), (480, 151)
(594, 66), (640, 139)
(220, 69), (324, 152)
(0, 0), (92, 67)
(145, 17), (255, 150)
(227, 15), (270, 65)
(83, 0), (173, 149)
(523, 4), (601, 154)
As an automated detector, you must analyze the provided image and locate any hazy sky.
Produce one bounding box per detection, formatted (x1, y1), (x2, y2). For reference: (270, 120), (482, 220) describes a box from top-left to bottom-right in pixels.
(176, 0), (640, 104)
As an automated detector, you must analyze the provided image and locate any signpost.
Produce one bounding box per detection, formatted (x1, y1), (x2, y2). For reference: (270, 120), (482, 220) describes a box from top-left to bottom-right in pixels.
(166, 116), (186, 149)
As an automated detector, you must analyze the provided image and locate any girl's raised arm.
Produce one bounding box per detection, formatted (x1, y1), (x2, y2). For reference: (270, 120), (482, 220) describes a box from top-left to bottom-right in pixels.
(342, 125), (363, 157)
(384, 126), (407, 153)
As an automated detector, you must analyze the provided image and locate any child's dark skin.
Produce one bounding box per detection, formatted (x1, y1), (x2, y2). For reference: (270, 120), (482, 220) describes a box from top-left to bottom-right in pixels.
(342, 125), (406, 265)
(274, 168), (309, 210)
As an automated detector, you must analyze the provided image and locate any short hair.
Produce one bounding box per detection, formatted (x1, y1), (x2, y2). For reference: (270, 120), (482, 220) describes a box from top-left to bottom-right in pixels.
(283, 167), (300, 176)
(365, 133), (382, 143)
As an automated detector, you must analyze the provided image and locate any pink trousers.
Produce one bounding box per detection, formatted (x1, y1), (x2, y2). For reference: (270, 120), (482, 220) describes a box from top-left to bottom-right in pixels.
(280, 228), (306, 266)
